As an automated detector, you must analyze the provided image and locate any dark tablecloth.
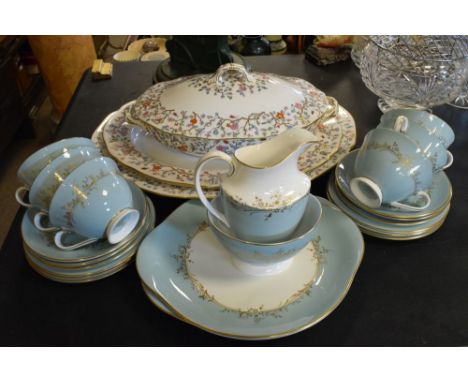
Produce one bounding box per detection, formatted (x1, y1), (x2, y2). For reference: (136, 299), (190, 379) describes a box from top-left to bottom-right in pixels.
(1, 55), (468, 346)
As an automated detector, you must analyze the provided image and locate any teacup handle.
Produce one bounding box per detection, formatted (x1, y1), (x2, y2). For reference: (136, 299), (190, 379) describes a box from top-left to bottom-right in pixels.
(442, 151), (454, 170)
(54, 230), (98, 251)
(391, 191), (431, 212)
(194, 151), (234, 228)
(33, 211), (60, 232)
(393, 115), (409, 133)
(15, 186), (33, 208)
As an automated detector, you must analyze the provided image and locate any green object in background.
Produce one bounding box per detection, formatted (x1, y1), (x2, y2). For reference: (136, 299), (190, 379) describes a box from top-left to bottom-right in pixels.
(154, 36), (245, 82)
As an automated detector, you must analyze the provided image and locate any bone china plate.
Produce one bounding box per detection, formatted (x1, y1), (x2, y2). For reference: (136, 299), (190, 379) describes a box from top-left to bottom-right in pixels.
(91, 116), (219, 199)
(103, 102), (349, 188)
(136, 197), (364, 340)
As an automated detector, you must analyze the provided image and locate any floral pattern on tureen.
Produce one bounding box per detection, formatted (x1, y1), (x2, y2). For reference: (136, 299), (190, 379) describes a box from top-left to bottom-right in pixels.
(126, 64), (331, 155)
(103, 103), (346, 189)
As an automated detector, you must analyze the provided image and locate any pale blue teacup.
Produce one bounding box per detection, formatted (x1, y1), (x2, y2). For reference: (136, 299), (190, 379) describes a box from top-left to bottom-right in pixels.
(15, 146), (101, 214)
(17, 137), (95, 187)
(47, 157), (140, 250)
(208, 194), (322, 276)
(378, 115), (453, 172)
(219, 190), (310, 243)
(380, 109), (455, 149)
(350, 128), (433, 211)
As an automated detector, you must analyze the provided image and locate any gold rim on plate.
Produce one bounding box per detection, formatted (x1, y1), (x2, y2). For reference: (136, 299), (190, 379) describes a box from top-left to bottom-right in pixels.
(331, 179), (451, 227)
(359, 215), (447, 240)
(137, 211), (365, 341)
(24, 241), (136, 277)
(24, 247), (136, 283)
(326, 188), (449, 236)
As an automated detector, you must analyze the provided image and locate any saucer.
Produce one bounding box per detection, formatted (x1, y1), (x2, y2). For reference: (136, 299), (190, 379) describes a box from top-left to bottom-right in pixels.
(327, 177), (449, 240)
(21, 182), (151, 264)
(136, 197), (363, 340)
(335, 150), (452, 221)
(23, 194), (155, 283)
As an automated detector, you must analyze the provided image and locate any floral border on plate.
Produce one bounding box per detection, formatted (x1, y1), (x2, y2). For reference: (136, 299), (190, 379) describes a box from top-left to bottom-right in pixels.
(92, 117), (218, 199)
(306, 107), (356, 179)
(103, 102), (345, 188)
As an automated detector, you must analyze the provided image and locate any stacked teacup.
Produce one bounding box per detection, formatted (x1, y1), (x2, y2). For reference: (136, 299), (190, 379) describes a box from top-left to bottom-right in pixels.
(327, 109), (454, 240)
(16, 137), (155, 282)
(193, 127), (324, 276)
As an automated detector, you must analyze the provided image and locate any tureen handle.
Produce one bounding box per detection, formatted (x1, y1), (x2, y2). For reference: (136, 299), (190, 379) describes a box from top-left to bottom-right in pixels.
(211, 63), (255, 86)
(194, 151), (234, 228)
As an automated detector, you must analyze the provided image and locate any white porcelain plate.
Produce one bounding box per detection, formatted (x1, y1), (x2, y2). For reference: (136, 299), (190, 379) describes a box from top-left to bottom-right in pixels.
(103, 102), (350, 188)
(91, 115), (218, 199)
(136, 197), (364, 340)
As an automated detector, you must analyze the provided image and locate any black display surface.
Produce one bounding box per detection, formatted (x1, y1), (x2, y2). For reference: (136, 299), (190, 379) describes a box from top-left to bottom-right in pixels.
(1, 55), (467, 346)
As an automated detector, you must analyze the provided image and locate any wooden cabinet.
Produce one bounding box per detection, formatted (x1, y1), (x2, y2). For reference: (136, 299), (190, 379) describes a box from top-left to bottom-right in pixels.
(0, 36), (45, 154)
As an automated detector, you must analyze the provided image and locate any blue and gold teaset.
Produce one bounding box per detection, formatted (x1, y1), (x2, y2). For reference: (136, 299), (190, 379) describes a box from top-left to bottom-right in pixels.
(15, 63), (455, 340)
(328, 110), (454, 240)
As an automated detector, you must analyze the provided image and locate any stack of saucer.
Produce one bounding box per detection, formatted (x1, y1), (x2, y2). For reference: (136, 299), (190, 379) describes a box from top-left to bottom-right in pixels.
(22, 182), (155, 283)
(327, 149), (452, 240)
(326, 109), (455, 240)
(16, 137), (155, 282)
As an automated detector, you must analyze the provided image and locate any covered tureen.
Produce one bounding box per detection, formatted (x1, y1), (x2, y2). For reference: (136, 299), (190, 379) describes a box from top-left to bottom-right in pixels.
(127, 63), (334, 155)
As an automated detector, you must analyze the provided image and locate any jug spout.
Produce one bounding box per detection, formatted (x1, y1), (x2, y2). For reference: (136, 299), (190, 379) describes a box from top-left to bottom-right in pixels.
(234, 127), (319, 169)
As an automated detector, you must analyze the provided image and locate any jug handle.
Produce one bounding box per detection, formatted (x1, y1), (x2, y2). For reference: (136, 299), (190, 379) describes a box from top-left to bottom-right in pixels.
(194, 151), (234, 228)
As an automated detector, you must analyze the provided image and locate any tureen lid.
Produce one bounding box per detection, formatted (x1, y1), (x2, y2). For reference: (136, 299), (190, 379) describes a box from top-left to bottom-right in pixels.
(127, 63), (330, 140)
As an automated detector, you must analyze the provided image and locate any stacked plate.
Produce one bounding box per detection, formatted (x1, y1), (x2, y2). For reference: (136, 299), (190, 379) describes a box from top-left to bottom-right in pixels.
(326, 150), (452, 240)
(135, 197), (364, 340)
(91, 101), (356, 199)
(90, 64), (357, 199)
(22, 183), (156, 283)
